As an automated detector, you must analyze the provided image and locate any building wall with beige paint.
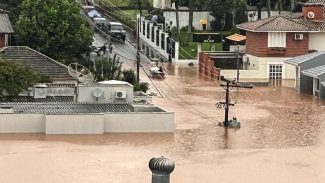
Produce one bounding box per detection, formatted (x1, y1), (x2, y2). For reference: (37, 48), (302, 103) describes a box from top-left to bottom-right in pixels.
(221, 55), (296, 79)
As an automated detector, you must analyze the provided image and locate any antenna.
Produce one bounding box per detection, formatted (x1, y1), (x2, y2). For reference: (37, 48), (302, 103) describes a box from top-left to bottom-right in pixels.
(68, 63), (94, 84)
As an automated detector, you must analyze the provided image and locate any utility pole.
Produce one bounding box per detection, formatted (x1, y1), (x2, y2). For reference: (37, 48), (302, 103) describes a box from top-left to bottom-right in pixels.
(236, 44), (240, 83)
(217, 77), (253, 128)
(136, 0), (142, 84)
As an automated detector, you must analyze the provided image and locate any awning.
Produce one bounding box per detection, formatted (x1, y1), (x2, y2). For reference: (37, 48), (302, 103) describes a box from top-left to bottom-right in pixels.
(301, 65), (325, 78)
(284, 51), (325, 66)
(225, 33), (246, 42)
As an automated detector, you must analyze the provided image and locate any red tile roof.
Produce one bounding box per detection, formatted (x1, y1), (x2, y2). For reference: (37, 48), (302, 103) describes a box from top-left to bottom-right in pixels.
(237, 16), (318, 32)
(306, 0), (325, 4)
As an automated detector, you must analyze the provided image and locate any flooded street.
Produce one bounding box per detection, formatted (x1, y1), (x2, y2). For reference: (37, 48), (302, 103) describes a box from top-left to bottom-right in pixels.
(1, 64), (325, 183)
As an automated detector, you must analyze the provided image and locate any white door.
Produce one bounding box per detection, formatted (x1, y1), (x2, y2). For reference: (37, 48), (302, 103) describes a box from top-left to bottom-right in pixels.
(269, 64), (283, 79)
(269, 64), (283, 86)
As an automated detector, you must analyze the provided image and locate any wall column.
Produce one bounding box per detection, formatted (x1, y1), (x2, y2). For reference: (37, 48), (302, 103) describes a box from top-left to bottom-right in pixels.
(197, 43), (202, 60)
(174, 42), (179, 63)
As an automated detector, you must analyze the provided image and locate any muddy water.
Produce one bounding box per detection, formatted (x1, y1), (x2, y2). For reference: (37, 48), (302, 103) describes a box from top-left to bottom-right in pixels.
(1, 64), (325, 183)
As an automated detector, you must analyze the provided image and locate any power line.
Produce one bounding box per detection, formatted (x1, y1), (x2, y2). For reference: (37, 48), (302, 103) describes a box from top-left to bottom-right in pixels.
(138, 55), (219, 123)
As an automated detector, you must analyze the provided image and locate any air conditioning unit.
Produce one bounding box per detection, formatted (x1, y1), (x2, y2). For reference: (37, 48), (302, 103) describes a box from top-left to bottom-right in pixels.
(294, 33), (303, 40)
(307, 11), (315, 19)
(115, 91), (127, 99)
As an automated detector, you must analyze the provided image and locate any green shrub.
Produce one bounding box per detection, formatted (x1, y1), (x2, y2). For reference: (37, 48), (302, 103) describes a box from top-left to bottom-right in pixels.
(133, 82), (140, 91)
(139, 82), (149, 93)
(122, 69), (136, 85)
(133, 82), (149, 93)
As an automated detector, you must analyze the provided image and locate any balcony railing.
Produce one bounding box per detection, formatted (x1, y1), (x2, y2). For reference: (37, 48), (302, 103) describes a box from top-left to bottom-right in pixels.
(267, 47), (286, 56)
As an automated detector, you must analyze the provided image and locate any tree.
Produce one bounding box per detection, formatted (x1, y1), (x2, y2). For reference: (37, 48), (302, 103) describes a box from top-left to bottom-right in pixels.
(0, 59), (40, 97)
(92, 54), (122, 82)
(0, 0), (21, 21)
(122, 69), (148, 91)
(209, 0), (247, 31)
(15, 0), (93, 63)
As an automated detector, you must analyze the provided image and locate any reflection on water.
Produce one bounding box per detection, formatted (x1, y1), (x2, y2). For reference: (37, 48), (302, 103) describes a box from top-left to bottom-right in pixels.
(0, 133), (175, 146)
(1, 63), (325, 182)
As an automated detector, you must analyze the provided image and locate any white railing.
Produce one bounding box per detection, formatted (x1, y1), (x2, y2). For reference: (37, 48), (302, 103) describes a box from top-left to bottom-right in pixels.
(137, 14), (179, 62)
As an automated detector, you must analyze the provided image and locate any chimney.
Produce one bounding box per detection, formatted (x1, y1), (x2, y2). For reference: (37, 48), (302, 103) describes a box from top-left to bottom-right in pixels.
(257, 3), (262, 20)
(149, 156), (175, 183)
(302, 3), (324, 21)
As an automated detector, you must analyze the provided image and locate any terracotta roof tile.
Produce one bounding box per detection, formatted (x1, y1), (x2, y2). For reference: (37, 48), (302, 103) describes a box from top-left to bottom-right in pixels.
(237, 16), (317, 32)
(306, 0), (325, 4)
(225, 33), (246, 42)
(0, 46), (75, 82)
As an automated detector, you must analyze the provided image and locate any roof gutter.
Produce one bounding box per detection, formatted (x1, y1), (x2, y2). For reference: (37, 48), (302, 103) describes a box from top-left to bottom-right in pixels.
(237, 27), (319, 32)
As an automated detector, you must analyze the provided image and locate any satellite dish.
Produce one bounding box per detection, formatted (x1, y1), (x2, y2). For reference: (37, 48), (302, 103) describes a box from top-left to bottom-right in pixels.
(68, 63), (94, 84)
(93, 88), (104, 98)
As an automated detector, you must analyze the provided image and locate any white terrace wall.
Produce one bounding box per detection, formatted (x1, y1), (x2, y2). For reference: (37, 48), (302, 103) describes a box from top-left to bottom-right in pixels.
(220, 55), (296, 79)
(104, 112), (174, 132)
(0, 114), (45, 133)
(45, 114), (104, 134)
(153, 0), (172, 9)
(77, 85), (133, 104)
(163, 11), (215, 31)
(247, 11), (291, 22)
(138, 15), (179, 62)
(0, 112), (174, 134)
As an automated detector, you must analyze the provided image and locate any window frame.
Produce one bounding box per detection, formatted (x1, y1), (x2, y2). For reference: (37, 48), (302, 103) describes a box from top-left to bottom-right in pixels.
(268, 32), (286, 48)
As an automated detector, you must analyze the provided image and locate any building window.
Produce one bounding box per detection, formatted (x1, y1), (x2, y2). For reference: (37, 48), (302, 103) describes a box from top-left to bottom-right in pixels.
(268, 32), (286, 48)
(269, 64), (283, 79)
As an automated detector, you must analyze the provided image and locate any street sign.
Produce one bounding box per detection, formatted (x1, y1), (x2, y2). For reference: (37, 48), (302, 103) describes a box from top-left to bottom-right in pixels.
(193, 33), (222, 43)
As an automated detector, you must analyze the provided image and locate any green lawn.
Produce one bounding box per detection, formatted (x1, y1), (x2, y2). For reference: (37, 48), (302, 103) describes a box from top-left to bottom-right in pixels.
(173, 31), (228, 60)
(179, 42), (222, 60)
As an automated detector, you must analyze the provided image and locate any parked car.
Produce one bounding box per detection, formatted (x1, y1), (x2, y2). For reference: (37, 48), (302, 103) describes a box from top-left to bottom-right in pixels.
(101, 22), (126, 42)
(93, 17), (107, 28)
(82, 6), (96, 14)
(82, 6), (102, 18)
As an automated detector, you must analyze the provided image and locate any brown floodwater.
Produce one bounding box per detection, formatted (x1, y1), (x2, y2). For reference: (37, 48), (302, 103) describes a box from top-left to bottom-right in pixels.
(1, 63), (325, 183)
